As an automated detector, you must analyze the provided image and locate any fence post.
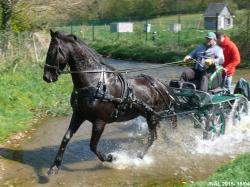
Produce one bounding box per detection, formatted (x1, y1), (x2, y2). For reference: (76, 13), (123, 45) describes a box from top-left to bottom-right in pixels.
(178, 14), (181, 46)
(92, 23), (95, 41)
(247, 14), (250, 40)
(145, 19), (148, 42)
(117, 32), (120, 40)
(71, 22), (73, 34)
(32, 33), (39, 63)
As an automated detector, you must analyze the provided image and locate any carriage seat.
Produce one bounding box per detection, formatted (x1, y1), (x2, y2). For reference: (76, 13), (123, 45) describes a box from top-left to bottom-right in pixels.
(169, 66), (226, 94)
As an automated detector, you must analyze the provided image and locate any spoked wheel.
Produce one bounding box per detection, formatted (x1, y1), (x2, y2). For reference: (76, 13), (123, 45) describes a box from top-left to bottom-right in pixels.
(232, 97), (248, 125)
(193, 113), (207, 129)
(203, 107), (226, 140)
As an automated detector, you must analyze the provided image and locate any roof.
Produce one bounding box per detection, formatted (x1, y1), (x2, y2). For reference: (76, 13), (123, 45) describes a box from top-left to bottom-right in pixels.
(204, 3), (232, 17)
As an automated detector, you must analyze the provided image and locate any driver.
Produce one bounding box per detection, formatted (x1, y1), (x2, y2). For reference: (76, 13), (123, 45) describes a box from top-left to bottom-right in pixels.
(180, 32), (224, 92)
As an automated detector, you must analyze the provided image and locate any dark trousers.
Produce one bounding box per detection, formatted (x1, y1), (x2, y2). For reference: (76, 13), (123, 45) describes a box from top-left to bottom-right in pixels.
(180, 68), (210, 92)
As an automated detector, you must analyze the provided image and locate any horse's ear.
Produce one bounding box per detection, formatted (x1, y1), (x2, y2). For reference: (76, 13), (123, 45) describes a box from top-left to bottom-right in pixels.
(73, 35), (77, 41)
(50, 29), (55, 38)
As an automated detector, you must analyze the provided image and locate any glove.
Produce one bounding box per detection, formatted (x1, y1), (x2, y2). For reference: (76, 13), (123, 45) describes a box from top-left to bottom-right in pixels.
(183, 56), (191, 62)
(205, 59), (214, 66)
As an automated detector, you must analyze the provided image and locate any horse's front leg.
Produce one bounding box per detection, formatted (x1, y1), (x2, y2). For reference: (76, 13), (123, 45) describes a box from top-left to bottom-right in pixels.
(90, 120), (113, 162)
(48, 112), (85, 175)
(138, 116), (158, 159)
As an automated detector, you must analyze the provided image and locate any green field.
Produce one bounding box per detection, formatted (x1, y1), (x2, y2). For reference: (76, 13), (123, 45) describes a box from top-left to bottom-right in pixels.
(49, 10), (248, 64)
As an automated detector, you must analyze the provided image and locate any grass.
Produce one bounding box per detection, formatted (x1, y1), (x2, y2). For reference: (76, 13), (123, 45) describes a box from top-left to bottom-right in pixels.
(51, 12), (212, 63)
(186, 153), (250, 187)
(49, 10), (248, 64)
(0, 57), (72, 142)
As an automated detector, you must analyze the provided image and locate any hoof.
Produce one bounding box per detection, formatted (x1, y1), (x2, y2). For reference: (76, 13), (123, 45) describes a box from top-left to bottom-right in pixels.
(137, 152), (144, 159)
(48, 165), (59, 176)
(106, 154), (116, 162)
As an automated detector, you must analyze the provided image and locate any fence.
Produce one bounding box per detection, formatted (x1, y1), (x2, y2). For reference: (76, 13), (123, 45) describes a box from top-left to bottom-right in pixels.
(50, 15), (207, 46)
(0, 31), (49, 67)
(0, 13), (249, 64)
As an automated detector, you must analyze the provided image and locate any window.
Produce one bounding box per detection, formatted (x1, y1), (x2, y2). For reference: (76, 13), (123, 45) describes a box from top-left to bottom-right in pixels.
(225, 18), (231, 26)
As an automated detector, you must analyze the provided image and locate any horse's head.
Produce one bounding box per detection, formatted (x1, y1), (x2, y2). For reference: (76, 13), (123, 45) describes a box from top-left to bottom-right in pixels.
(43, 30), (69, 83)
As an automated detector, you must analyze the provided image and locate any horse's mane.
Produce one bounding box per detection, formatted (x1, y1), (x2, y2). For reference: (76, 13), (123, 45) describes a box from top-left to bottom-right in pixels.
(56, 31), (115, 70)
(68, 34), (104, 63)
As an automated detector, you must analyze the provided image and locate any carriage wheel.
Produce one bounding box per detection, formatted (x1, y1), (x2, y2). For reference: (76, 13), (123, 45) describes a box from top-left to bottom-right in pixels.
(193, 113), (206, 129)
(232, 97), (248, 125)
(203, 107), (225, 140)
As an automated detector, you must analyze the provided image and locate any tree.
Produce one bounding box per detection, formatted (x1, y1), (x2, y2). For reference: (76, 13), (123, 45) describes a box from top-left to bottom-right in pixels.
(1, 0), (12, 31)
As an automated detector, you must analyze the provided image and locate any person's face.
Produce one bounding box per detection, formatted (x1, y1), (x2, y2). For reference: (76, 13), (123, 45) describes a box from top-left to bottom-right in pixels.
(217, 36), (224, 45)
(205, 38), (216, 46)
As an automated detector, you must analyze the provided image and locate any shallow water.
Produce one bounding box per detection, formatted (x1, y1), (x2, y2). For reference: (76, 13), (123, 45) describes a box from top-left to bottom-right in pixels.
(0, 59), (250, 187)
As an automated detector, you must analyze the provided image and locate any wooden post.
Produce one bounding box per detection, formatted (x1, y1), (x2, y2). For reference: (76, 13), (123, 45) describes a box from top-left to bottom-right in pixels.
(32, 33), (39, 63)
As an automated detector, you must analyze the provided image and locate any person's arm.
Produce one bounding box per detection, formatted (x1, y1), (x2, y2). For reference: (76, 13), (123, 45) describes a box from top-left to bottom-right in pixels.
(188, 45), (202, 59)
(213, 47), (224, 66)
(224, 45), (240, 70)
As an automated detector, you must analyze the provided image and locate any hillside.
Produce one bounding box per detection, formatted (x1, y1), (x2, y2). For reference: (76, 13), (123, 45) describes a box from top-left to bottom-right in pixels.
(14, 0), (92, 27)
(8, 0), (249, 31)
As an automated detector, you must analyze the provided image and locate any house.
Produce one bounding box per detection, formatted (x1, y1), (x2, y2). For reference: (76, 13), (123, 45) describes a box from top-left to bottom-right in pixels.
(204, 3), (234, 30)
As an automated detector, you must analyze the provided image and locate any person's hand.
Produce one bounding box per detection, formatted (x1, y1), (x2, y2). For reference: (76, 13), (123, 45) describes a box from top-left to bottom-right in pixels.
(205, 59), (214, 66)
(183, 55), (191, 62)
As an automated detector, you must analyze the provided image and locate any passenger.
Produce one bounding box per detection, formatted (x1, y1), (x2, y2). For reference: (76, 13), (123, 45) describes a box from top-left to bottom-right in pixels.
(216, 32), (240, 93)
(181, 32), (224, 92)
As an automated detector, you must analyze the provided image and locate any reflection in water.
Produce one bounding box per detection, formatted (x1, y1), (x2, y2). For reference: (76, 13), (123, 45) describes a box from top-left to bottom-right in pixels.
(1, 59), (250, 186)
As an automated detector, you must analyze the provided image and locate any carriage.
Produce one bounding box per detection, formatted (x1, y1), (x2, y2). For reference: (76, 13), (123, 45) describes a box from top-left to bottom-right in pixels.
(165, 66), (249, 140)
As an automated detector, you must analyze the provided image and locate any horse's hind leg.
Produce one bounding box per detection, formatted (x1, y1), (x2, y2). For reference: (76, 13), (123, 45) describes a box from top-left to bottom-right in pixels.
(90, 120), (112, 162)
(48, 112), (84, 175)
(138, 116), (158, 159)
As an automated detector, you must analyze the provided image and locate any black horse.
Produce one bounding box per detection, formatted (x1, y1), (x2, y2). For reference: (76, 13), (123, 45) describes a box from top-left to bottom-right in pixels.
(43, 30), (174, 175)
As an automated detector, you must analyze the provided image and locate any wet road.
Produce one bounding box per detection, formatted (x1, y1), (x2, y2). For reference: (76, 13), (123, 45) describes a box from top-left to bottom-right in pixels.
(0, 59), (250, 187)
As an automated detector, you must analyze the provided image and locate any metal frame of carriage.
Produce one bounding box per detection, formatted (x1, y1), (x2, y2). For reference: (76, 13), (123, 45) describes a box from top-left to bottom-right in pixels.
(164, 66), (249, 140)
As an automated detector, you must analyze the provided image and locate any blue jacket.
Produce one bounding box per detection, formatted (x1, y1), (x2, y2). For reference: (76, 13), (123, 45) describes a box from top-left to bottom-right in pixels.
(189, 44), (224, 71)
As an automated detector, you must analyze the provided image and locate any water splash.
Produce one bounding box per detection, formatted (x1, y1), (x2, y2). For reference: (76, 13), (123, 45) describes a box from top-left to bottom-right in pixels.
(106, 101), (250, 169)
(103, 117), (153, 169)
(126, 117), (148, 137)
(103, 151), (153, 170)
(194, 102), (250, 155)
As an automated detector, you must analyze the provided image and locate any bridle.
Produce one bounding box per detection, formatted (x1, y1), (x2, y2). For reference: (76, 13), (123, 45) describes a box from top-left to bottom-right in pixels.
(44, 41), (67, 75)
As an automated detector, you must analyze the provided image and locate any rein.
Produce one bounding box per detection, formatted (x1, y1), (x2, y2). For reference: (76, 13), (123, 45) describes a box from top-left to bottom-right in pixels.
(44, 60), (183, 75)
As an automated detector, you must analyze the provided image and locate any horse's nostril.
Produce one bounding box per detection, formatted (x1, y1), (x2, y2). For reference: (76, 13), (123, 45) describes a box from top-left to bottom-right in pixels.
(43, 74), (50, 82)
